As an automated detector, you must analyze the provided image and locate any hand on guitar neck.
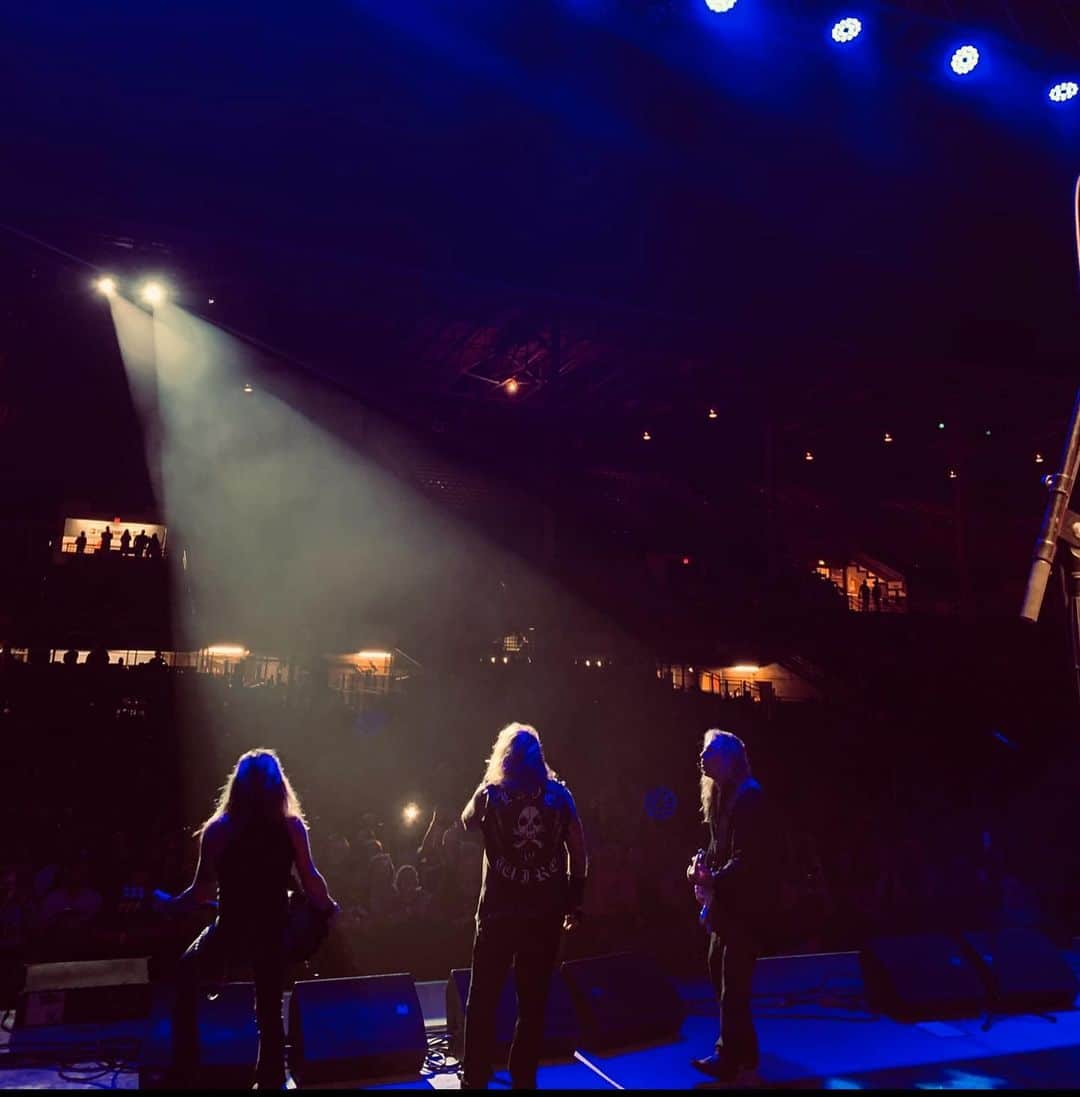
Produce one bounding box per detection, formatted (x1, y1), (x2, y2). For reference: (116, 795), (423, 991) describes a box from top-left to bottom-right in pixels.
(152, 888), (218, 916)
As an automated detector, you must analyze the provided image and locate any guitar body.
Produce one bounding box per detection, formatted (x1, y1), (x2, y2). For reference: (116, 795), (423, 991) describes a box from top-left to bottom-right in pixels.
(688, 849), (721, 934)
(154, 889), (329, 961)
(285, 890), (332, 962)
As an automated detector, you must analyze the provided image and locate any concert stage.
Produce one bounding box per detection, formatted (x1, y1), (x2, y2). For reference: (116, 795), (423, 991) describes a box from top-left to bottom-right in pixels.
(2, 947), (1078, 1090)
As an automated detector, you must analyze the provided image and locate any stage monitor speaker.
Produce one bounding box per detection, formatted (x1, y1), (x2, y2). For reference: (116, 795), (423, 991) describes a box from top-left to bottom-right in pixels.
(288, 973), (426, 1085)
(560, 951), (685, 1051)
(445, 966), (580, 1064)
(14, 957), (151, 1028)
(961, 929), (1079, 1013)
(138, 981), (258, 1090)
(860, 935), (987, 1021)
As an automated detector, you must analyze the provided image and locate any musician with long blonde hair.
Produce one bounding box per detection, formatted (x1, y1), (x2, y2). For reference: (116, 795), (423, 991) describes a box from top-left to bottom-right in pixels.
(687, 729), (778, 1085)
(163, 748), (338, 1089)
(459, 723), (588, 1090)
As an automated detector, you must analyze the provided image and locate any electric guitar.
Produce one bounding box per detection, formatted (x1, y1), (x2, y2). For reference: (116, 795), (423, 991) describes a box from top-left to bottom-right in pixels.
(153, 888), (334, 962)
(687, 848), (718, 930)
(285, 889), (335, 962)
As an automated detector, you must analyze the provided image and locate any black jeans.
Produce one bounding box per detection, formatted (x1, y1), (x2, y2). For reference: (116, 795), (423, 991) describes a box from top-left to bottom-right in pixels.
(707, 920), (759, 1069)
(173, 920), (287, 1088)
(462, 915), (563, 1089)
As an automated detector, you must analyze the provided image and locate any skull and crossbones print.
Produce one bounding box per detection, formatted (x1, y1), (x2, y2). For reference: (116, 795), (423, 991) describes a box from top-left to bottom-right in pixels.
(512, 804), (545, 860)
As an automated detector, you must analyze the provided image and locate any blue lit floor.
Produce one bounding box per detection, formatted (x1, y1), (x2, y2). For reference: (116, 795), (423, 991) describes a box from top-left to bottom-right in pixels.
(3, 972), (1078, 1089)
(365, 979), (1080, 1091)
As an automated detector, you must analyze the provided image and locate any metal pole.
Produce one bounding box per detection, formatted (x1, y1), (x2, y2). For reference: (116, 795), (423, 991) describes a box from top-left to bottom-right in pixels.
(1066, 547), (1080, 706)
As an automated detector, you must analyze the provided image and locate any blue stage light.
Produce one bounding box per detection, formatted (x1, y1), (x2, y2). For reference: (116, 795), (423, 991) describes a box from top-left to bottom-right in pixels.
(704, 0), (739, 12)
(831, 17), (862, 44)
(1049, 81), (1078, 103)
(950, 45), (980, 76)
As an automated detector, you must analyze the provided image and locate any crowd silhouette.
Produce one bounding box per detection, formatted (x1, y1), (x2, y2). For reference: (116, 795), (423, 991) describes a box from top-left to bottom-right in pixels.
(69, 527), (162, 559)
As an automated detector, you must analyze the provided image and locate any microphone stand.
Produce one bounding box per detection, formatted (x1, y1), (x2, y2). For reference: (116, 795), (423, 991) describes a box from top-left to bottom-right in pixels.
(1020, 176), (1080, 710)
(1019, 388), (1080, 704)
(1005, 179), (1080, 977)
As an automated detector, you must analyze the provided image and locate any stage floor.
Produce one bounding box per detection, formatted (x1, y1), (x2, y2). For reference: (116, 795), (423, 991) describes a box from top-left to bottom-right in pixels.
(3, 950), (1078, 1090)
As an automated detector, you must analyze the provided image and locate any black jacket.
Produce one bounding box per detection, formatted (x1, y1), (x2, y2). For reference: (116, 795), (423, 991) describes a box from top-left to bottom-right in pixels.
(707, 778), (779, 930)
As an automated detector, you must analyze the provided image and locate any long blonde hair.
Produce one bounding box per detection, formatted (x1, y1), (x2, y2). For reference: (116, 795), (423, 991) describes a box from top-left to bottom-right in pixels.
(482, 723), (556, 789)
(200, 748), (306, 835)
(699, 729), (751, 822)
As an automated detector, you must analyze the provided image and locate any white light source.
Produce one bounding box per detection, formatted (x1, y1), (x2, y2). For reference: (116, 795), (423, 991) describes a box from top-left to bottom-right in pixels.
(831, 17), (862, 44)
(94, 275), (117, 297)
(402, 803), (421, 825)
(139, 280), (167, 306)
(1049, 81), (1079, 103)
(950, 45), (980, 76)
(704, 0), (738, 11)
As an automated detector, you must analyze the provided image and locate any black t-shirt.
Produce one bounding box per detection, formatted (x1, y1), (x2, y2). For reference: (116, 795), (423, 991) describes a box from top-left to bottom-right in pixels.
(215, 817), (296, 937)
(466, 778), (577, 923)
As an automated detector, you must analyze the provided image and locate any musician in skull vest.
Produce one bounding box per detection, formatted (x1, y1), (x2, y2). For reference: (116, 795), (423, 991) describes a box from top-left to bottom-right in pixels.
(459, 723), (588, 1090)
(688, 729), (780, 1085)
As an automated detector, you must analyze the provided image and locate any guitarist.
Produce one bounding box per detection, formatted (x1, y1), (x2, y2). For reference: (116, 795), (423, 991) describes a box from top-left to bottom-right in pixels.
(161, 749), (338, 1090)
(687, 730), (777, 1085)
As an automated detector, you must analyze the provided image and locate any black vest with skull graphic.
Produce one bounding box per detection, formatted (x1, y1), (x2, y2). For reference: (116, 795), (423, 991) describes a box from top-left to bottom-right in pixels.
(475, 778), (575, 922)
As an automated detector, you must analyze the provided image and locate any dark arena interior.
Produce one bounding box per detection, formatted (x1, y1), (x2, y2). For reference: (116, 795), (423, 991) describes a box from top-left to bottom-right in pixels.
(1, 0), (1080, 1090)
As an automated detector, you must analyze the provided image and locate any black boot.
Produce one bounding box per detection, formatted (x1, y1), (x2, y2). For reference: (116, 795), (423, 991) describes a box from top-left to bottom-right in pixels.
(690, 1052), (742, 1083)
